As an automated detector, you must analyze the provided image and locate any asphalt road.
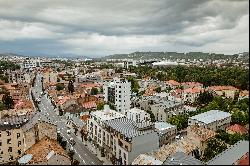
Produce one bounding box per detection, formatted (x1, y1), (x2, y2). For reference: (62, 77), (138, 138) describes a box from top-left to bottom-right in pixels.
(31, 73), (103, 165)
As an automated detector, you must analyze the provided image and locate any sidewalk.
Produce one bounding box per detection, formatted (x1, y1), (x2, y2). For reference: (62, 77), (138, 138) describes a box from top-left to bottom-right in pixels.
(75, 134), (112, 165)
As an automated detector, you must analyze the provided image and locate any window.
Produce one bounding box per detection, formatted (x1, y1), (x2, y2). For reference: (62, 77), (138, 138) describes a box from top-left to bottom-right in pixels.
(0, 131), (1, 137)
(17, 150), (22, 155)
(124, 152), (126, 159)
(0, 141), (1, 146)
(7, 139), (11, 144)
(6, 131), (11, 136)
(8, 147), (12, 152)
(17, 133), (20, 139)
(9, 156), (13, 161)
(18, 141), (21, 147)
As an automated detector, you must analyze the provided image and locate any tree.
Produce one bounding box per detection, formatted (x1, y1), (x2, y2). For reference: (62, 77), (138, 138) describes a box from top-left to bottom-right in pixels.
(72, 159), (80, 165)
(56, 83), (64, 91)
(127, 76), (140, 94)
(167, 115), (189, 131)
(195, 91), (214, 106)
(90, 87), (98, 95)
(97, 102), (105, 110)
(2, 92), (14, 109)
(145, 110), (156, 122)
(201, 138), (227, 162)
(68, 80), (74, 93)
(155, 87), (161, 93)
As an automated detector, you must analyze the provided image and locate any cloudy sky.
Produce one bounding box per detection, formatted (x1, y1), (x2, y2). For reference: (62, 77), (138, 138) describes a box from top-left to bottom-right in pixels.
(0, 0), (248, 57)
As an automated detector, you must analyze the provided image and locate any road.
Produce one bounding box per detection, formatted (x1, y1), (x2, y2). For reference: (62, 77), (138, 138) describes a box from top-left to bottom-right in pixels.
(31, 73), (103, 165)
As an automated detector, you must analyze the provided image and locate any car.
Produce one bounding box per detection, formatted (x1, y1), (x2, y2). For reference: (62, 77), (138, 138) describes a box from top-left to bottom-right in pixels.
(69, 138), (76, 145)
(67, 130), (71, 134)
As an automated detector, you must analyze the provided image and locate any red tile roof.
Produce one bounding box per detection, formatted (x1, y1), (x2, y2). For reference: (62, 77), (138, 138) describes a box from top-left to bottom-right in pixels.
(183, 87), (203, 94)
(208, 86), (239, 91)
(240, 90), (249, 97)
(236, 153), (249, 165)
(165, 80), (180, 86)
(226, 124), (248, 134)
(82, 101), (97, 109)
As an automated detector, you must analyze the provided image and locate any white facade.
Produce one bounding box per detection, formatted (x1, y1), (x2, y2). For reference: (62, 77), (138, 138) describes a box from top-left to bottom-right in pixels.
(125, 108), (150, 123)
(87, 105), (159, 165)
(103, 77), (131, 113)
(188, 110), (231, 131)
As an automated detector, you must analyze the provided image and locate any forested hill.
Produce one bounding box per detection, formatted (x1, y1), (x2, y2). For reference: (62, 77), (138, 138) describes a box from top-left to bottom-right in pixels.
(101, 52), (249, 62)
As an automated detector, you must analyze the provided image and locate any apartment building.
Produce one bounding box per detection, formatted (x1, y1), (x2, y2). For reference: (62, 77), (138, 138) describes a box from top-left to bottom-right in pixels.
(182, 87), (203, 103)
(87, 105), (159, 165)
(125, 108), (151, 123)
(150, 101), (184, 122)
(75, 72), (102, 84)
(154, 122), (177, 147)
(6, 70), (31, 84)
(103, 77), (131, 113)
(188, 110), (231, 131)
(0, 112), (57, 164)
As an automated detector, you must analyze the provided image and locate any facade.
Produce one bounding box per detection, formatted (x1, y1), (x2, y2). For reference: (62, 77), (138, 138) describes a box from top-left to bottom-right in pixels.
(182, 87), (203, 103)
(154, 122), (177, 147)
(75, 72), (102, 84)
(7, 70), (31, 84)
(0, 112), (57, 164)
(207, 140), (249, 165)
(103, 77), (131, 113)
(87, 105), (159, 165)
(150, 101), (184, 122)
(125, 108), (151, 123)
(207, 86), (239, 99)
(43, 72), (58, 83)
(188, 110), (231, 131)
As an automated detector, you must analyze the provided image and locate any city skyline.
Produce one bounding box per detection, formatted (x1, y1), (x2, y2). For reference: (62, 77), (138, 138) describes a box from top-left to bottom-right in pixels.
(0, 0), (249, 57)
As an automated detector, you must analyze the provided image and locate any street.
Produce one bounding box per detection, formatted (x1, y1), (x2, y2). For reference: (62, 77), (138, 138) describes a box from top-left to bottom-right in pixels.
(31, 73), (103, 165)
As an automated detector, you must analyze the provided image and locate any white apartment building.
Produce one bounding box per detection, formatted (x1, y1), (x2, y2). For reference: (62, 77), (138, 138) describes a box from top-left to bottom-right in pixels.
(7, 70), (31, 84)
(125, 108), (150, 123)
(75, 72), (102, 84)
(43, 72), (58, 83)
(123, 60), (137, 69)
(20, 58), (40, 69)
(188, 110), (231, 131)
(87, 105), (159, 165)
(154, 122), (177, 146)
(103, 77), (131, 113)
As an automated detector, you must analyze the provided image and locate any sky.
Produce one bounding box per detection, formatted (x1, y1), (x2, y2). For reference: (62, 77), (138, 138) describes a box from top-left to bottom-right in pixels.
(0, 0), (249, 57)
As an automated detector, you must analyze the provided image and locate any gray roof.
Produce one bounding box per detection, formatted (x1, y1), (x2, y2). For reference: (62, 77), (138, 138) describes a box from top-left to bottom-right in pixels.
(0, 112), (35, 130)
(189, 110), (231, 124)
(206, 140), (249, 165)
(163, 152), (204, 165)
(71, 116), (86, 128)
(22, 112), (56, 132)
(104, 117), (155, 138)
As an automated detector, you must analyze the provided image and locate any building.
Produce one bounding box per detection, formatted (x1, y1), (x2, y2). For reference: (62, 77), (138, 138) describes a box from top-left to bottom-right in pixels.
(132, 154), (163, 165)
(207, 86), (239, 99)
(182, 87), (203, 103)
(75, 72), (102, 84)
(123, 60), (138, 69)
(165, 80), (180, 90)
(21, 136), (71, 165)
(87, 105), (159, 165)
(238, 90), (249, 101)
(207, 140), (249, 165)
(154, 122), (177, 147)
(188, 110), (231, 131)
(226, 124), (248, 135)
(103, 77), (131, 113)
(150, 101), (184, 122)
(181, 82), (203, 89)
(6, 70), (31, 84)
(125, 108), (151, 123)
(163, 152), (204, 165)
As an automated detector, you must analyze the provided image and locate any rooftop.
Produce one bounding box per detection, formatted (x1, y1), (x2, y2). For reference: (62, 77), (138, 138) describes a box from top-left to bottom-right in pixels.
(207, 86), (239, 91)
(226, 124), (248, 134)
(207, 140), (249, 165)
(25, 136), (70, 164)
(104, 117), (155, 138)
(165, 80), (180, 86)
(91, 105), (125, 121)
(132, 154), (163, 165)
(163, 152), (204, 165)
(128, 107), (146, 113)
(155, 122), (176, 131)
(189, 110), (231, 124)
(187, 125), (216, 142)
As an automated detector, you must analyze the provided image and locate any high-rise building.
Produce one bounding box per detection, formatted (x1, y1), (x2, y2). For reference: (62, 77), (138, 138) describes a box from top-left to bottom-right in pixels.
(103, 77), (131, 113)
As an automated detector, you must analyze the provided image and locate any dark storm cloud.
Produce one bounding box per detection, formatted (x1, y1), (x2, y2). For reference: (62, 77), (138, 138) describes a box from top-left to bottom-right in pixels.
(0, 0), (248, 56)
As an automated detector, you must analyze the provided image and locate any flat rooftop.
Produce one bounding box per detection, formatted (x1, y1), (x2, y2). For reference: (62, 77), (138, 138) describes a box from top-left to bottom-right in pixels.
(155, 122), (176, 131)
(91, 108), (125, 121)
(189, 110), (231, 124)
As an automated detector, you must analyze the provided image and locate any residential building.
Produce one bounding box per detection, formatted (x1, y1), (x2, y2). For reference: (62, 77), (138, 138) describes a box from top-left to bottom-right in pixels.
(238, 90), (249, 101)
(207, 140), (249, 165)
(226, 124), (248, 135)
(150, 101), (184, 122)
(103, 77), (131, 113)
(21, 136), (71, 165)
(162, 152), (204, 165)
(165, 80), (180, 90)
(125, 108), (151, 123)
(188, 110), (231, 131)
(207, 86), (239, 98)
(154, 122), (177, 147)
(132, 154), (163, 165)
(6, 70), (31, 84)
(182, 87), (203, 103)
(87, 105), (159, 165)
(181, 82), (203, 89)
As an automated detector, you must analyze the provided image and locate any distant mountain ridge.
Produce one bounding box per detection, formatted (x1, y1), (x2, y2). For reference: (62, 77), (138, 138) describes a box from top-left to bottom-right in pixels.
(101, 51), (249, 62)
